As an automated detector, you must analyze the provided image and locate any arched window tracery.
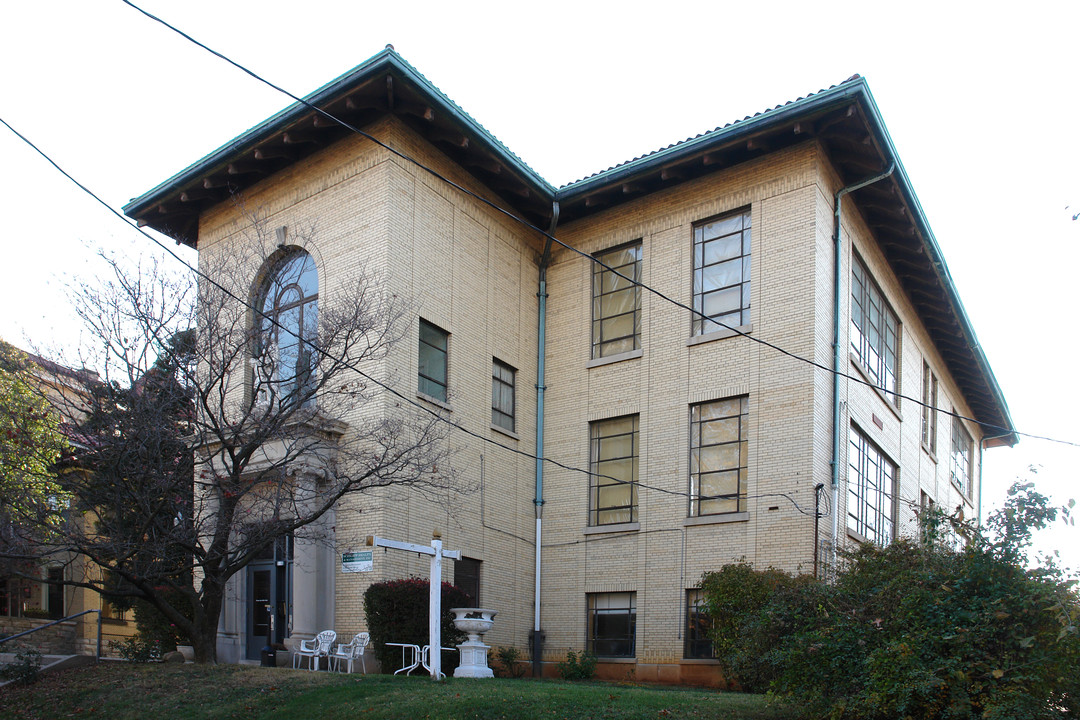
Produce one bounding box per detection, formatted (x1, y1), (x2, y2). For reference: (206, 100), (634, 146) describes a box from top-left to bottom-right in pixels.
(254, 249), (318, 407)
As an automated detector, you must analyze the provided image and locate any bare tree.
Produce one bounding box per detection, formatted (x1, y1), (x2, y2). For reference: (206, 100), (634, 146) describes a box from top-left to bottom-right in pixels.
(20, 217), (453, 662)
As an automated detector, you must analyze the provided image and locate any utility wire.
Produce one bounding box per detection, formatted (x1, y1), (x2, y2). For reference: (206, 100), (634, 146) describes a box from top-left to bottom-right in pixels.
(0, 113), (763, 512)
(2, 5), (1075, 532)
(119, 0), (1077, 450)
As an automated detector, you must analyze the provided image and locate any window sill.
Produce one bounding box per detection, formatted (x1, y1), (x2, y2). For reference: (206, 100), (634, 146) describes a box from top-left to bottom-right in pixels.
(417, 392), (452, 411)
(490, 424), (519, 440)
(683, 512), (749, 527)
(587, 348), (642, 369)
(849, 353), (902, 422)
(594, 656), (636, 663)
(583, 522), (640, 535)
(681, 658), (720, 665)
(922, 444), (938, 463)
(686, 324), (753, 347)
(101, 618), (130, 626)
(846, 528), (871, 544)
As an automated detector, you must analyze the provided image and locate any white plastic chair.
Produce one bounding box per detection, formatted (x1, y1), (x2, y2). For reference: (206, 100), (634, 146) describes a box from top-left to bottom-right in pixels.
(292, 630), (337, 670)
(331, 632), (370, 674)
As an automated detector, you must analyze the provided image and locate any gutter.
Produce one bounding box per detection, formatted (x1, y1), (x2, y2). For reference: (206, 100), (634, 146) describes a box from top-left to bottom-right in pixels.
(532, 201), (558, 678)
(830, 162), (895, 567)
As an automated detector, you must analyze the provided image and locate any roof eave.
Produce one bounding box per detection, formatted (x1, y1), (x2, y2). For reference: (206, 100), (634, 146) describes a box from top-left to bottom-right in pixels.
(122, 47), (554, 223)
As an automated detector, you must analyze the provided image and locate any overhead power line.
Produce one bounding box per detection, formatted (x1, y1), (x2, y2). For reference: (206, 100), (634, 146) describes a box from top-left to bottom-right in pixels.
(118, 0), (1073, 451)
(0, 7), (1075, 532)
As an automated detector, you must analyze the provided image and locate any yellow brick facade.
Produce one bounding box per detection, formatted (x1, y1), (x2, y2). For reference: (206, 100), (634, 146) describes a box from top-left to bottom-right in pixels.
(130, 52), (1007, 683)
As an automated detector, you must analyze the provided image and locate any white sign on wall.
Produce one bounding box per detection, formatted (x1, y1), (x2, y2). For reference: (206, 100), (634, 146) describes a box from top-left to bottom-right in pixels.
(342, 550), (373, 573)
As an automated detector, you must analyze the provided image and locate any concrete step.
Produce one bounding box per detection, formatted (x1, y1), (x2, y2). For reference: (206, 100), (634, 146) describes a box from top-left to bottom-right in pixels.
(0, 652), (95, 687)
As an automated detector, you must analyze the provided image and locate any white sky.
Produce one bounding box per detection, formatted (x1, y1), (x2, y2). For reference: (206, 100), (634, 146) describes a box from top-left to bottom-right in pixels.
(1, 1), (1077, 566)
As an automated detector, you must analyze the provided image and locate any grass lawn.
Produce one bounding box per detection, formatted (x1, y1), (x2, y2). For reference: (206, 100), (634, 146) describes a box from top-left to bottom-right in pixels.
(0, 662), (784, 720)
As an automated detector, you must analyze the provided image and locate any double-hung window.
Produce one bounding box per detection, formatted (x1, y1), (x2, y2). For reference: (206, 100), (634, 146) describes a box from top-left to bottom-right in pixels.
(592, 243), (641, 359)
(418, 319), (449, 403)
(950, 415), (973, 498)
(689, 397), (748, 516)
(851, 255), (899, 405)
(587, 592), (636, 658)
(847, 426), (895, 544)
(684, 589), (714, 659)
(589, 415), (639, 526)
(491, 359), (515, 432)
(693, 209), (751, 335)
(921, 361), (938, 454)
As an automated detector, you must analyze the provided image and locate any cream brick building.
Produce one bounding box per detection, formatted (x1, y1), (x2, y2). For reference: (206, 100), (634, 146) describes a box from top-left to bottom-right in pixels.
(124, 48), (1015, 683)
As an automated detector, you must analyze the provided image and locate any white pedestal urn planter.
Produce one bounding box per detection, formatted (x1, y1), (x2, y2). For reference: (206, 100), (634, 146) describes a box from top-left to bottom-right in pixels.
(450, 608), (497, 678)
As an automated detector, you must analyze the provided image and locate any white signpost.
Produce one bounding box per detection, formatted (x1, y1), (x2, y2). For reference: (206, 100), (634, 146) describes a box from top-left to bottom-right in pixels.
(366, 532), (461, 680)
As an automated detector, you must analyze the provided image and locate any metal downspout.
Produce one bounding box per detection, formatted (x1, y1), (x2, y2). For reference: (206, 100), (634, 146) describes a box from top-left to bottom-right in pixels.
(533, 201), (558, 678)
(831, 163), (894, 568)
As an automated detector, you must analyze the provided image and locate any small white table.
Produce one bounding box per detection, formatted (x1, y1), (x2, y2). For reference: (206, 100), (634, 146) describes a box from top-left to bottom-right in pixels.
(420, 645), (458, 680)
(386, 643), (421, 675)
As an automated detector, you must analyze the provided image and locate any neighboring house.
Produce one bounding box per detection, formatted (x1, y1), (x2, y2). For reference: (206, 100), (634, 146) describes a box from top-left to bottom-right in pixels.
(123, 48), (1015, 682)
(0, 345), (137, 655)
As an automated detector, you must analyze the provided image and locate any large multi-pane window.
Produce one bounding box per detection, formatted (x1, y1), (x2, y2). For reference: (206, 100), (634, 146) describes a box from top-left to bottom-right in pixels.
(847, 426), (895, 544)
(693, 209), (751, 335)
(592, 242), (641, 359)
(851, 255), (899, 405)
(950, 415), (973, 498)
(589, 416), (639, 526)
(418, 319), (449, 402)
(689, 397), (748, 516)
(921, 361), (938, 454)
(684, 589), (714, 659)
(587, 592), (636, 657)
(491, 359), (515, 432)
(255, 249), (319, 408)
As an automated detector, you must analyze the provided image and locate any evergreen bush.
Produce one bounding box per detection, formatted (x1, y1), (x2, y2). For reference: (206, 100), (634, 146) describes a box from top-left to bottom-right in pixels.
(363, 577), (471, 674)
(702, 482), (1080, 719)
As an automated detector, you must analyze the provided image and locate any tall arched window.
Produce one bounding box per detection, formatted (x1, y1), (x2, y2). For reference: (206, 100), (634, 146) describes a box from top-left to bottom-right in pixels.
(255, 249), (318, 407)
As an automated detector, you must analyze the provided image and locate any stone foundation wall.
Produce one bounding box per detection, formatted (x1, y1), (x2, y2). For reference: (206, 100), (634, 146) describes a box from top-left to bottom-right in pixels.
(0, 617), (77, 655)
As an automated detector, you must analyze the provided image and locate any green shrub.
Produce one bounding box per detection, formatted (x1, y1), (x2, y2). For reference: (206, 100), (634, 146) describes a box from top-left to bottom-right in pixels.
(701, 482), (1080, 719)
(108, 634), (162, 663)
(493, 645), (527, 678)
(557, 650), (597, 680)
(362, 577), (471, 674)
(699, 560), (821, 691)
(0, 645), (42, 686)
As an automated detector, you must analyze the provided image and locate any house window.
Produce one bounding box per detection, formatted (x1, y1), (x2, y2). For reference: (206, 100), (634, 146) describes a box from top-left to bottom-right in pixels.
(589, 415), (639, 526)
(685, 589), (714, 659)
(689, 396), (748, 516)
(46, 567), (63, 619)
(491, 359), (515, 432)
(587, 592), (636, 657)
(255, 249), (319, 407)
(921, 361), (938, 454)
(100, 599), (129, 622)
(847, 426), (895, 544)
(850, 255), (899, 405)
(455, 557), (481, 606)
(693, 209), (751, 335)
(950, 415), (973, 498)
(592, 242), (641, 358)
(418, 319), (449, 402)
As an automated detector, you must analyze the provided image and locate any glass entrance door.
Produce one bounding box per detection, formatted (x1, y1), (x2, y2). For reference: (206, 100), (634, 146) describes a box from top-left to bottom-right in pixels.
(245, 535), (292, 660)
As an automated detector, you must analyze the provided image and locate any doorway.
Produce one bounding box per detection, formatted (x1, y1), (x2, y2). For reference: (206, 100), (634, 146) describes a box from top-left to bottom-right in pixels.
(245, 535), (292, 659)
